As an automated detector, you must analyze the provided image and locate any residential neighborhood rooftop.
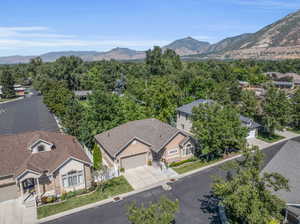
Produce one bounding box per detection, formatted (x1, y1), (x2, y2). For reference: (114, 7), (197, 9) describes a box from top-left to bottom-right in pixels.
(262, 140), (300, 205)
(0, 131), (91, 177)
(95, 118), (189, 158)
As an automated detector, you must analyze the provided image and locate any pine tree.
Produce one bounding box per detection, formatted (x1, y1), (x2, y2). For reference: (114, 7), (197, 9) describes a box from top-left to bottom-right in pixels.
(0, 67), (15, 99)
(93, 144), (102, 170)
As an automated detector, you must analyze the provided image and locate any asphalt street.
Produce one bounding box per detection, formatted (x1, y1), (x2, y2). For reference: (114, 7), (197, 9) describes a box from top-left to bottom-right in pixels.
(0, 90), (59, 135)
(44, 139), (288, 224)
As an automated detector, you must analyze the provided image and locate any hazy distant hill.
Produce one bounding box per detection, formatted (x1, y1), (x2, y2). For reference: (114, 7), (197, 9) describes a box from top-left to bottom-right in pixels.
(163, 37), (210, 56)
(198, 9), (300, 60)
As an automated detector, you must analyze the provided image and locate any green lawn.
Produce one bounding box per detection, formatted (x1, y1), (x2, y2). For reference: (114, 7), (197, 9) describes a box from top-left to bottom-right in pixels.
(257, 132), (285, 143)
(173, 158), (223, 174)
(37, 176), (133, 219)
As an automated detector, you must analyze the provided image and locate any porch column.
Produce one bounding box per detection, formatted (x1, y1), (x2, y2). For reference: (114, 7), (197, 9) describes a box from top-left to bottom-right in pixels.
(19, 181), (24, 200)
(36, 178), (41, 199)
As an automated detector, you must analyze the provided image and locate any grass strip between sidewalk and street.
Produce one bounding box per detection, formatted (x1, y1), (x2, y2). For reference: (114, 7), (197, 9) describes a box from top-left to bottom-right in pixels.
(257, 133), (285, 143)
(37, 176), (133, 219)
(173, 157), (224, 174)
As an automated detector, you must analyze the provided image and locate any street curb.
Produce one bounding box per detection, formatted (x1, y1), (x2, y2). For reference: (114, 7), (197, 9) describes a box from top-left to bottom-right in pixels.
(38, 133), (300, 223)
(0, 97), (24, 105)
(38, 179), (169, 223)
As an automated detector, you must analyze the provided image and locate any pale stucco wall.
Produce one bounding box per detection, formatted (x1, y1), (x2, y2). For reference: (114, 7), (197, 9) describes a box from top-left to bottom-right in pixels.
(57, 159), (86, 192)
(176, 112), (193, 133)
(163, 134), (195, 163)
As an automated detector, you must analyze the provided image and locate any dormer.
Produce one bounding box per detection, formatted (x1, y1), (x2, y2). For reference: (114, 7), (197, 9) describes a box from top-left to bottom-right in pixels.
(28, 139), (54, 153)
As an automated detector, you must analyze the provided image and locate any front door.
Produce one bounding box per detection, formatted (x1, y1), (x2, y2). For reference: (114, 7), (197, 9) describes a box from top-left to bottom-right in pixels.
(22, 178), (35, 193)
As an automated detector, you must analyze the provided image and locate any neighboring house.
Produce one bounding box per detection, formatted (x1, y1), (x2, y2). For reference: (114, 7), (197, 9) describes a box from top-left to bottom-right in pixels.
(0, 131), (92, 203)
(265, 72), (300, 87)
(74, 90), (92, 100)
(261, 139), (300, 224)
(0, 84), (26, 98)
(94, 118), (195, 172)
(176, 99), (261, 139)
(273, 81), (294, 89)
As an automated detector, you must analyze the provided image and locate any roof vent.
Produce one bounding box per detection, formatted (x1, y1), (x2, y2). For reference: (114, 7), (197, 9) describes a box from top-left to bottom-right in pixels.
(107, 132), (110, 137)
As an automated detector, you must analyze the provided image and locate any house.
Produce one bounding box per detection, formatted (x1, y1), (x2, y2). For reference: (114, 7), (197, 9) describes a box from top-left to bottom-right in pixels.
(265, 72), (300, 88)
(0, 131), (92, 203)
(74, 90), (92, 100)
(0, 84), (26, 98)
(273, 81), (294, 89)
(261, 139), (300, 224)
(176, 99), (261, 139)
(94, 118), (195, 172)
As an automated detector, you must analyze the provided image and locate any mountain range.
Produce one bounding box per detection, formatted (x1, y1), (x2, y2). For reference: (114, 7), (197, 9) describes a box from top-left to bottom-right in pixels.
(1, 9), (300, 64)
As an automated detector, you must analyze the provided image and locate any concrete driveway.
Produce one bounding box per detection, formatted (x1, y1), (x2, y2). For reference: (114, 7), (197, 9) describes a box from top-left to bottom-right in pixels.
(123, 166), (177, 190)
(248, 130), (300, 149)
(0, 199), (36, 224)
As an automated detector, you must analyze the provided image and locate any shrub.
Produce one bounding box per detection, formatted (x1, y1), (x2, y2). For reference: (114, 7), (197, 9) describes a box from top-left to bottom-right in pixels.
(120, 168), (125, 173)
(60, 192), (67, 201)
(169, 157), (198, 167)
(41, 196), (57, 204)
(148, 160), (152, 166)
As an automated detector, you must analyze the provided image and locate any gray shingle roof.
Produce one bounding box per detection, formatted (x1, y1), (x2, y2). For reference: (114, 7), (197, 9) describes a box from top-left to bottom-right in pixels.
(94, 118), (189, 158)
(239, 115), (261, 130)
(177, 99), (261, 129)
(176, 99), (213, 115)
(261, 140), (300, 204)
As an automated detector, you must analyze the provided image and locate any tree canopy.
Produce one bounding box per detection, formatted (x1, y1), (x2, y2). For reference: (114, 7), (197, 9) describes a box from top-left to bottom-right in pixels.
(213, 147), (289, 224)
(127, 196), (179, 224)
(192, 102), (248, 159)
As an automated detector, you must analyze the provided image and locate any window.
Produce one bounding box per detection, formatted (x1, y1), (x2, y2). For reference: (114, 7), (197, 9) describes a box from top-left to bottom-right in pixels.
(184, 144), (194, 156)
(62, 170), (83, 188)
(37, 145), (45, 152)
(168, 149), (178, 155)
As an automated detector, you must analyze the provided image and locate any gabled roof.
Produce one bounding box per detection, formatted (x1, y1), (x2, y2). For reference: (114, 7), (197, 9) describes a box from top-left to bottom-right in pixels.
(239, 115), (261, 130)
(261, 140), (300, 204)
(177, 99), (261, 129)
(176, 99), (213, 115)
(95, 118), (189, 158)
(0, 131), (91, 178)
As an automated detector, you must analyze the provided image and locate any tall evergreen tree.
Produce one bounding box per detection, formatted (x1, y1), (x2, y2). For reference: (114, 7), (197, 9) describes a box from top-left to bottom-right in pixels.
(0, 67), (15, 99)
(92, 144), (102, 170)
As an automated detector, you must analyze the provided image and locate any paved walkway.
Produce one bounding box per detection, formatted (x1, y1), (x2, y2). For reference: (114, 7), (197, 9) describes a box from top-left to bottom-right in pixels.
(123, 166), (177, 189)
(0, 199), (36, 224)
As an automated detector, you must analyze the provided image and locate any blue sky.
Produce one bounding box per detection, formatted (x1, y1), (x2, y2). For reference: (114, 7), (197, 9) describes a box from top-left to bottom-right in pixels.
(0, 0), (299, 56)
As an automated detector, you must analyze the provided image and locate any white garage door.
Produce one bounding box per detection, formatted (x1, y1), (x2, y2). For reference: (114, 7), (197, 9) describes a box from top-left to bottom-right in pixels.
(247, 130), (256, 139)
(121, 153), (147, 170)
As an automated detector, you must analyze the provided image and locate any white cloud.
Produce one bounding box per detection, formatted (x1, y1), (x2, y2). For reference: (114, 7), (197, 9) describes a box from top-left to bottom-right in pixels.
(232, 0), (300, 10)
(0, 26), (171, 55)
(0, 26), (74, 38)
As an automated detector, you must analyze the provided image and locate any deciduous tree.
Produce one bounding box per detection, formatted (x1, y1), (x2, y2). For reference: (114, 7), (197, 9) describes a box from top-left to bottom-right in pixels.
(127, 196), (179, 224)
(192, 102), (248, 159)
(213, 147), (289, 224)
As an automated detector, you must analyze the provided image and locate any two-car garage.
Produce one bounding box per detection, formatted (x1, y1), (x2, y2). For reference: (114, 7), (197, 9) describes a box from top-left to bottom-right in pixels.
(121, 153), (147, 170)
